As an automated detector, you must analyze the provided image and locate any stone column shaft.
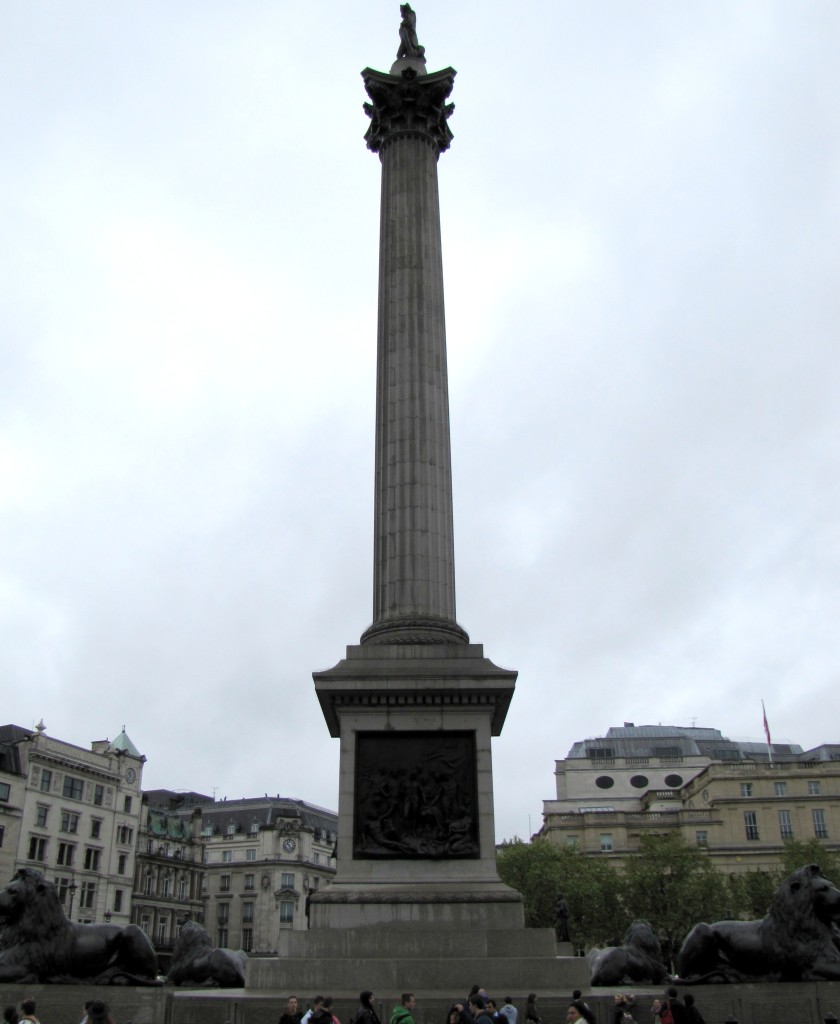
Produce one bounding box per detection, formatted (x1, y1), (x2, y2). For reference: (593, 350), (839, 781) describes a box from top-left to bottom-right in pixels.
(360, 65), (467, 646)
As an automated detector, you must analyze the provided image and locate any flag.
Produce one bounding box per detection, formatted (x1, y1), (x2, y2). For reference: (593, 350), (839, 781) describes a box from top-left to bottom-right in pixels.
(762, 700), (771, 747)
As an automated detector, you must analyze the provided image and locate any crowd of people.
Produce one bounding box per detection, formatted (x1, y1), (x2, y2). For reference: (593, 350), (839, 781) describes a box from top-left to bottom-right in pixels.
(3, 999), (116, 1024)
(275, 987), (705, 1024)
(1, 985), (704, 1024)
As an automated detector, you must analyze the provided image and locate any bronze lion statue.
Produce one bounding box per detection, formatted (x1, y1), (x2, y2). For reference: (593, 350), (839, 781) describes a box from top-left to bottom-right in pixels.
(588, 919), (670, 986)
(166, 921), (246, 987)
(677, 863), (840, 982)
(0, 868), (158, 984)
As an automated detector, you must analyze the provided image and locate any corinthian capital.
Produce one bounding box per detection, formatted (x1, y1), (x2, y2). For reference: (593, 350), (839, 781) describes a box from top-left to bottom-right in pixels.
(362, 66), (456, 155)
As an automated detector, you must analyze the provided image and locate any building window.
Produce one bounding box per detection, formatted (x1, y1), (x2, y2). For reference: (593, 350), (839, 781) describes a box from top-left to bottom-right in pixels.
(779, 810), (794, 840)
(220, 874), (231, 893)
(35, 805), (49, 827)
(55, 876), (71, 904)
(222, 850), (232, 863)
(565, 835), (579, 848)
(217, 903), (230, 924)
(740, 783), (753, 798)
(61, 811), (80, 834)
(93, 784), (104, 806)
(57, 841), (75, 866)
(242, 928), (253, 952)
(90, 819), (102, 839)
(244, 874), (255, 891)
(62, 775), (84, 801)
(808, 781), (821, 796)
(84, 847), (101, 871)
(40, 769), (53, 793)
(227, 823), (236, 836)
(118, 853), (127, 874)
(250, 822), (260, 834)
(774, 781), (787, 797)
(28, 836), (47, 861)
(140, 915), (151, 935)
(242, 902), (254, 923)
(246, 848), (257, 861)
(217, 928), (229, 946)
(80, 881), (96, 909)
(813, 809), (828, 839)
(178, 877), (188, 900)
(695, 831), (708, 848)
(600, 833), (613, 853)
(0, 825), (4, 847)
(124, 796), (133, 813)
(162, 873), (171, 898)
(157, 918), (168, 944)
(114, 889), (124, 913)
(314, 853), (320, 864)
(281, 872), (295, 889)
(279, 901), (294, 923)
(744, 811), (759, 841)
(117, 826), (133, 845)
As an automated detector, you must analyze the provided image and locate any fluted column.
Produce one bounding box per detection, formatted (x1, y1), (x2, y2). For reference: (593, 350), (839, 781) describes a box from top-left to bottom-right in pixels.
(360, 65), (468, 646)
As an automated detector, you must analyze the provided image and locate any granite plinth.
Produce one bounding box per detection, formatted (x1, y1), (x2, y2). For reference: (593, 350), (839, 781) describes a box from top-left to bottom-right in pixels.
(247, 926), (587, 992)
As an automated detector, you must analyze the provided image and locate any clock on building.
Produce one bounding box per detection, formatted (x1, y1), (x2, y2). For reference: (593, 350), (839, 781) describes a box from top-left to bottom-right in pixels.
(124, 767), (137, 784)
(282, 837), (297, 853)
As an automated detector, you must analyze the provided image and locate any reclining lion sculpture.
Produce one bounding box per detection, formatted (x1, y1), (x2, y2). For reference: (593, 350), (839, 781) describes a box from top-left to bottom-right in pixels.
(0, 868), (158, 984)
(166, 920), (246, 987)
(677, 863), (840, 982)
(587, 919), (670, 986)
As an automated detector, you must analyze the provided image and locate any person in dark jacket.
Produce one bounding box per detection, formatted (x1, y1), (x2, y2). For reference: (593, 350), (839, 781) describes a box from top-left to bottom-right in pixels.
(354, 992), (381, 1024)
(280, 997), (304, 1024)
(468, 996), (494, 1024)
(525, 995), (541, 1024)
(682, 995), (703, 1024)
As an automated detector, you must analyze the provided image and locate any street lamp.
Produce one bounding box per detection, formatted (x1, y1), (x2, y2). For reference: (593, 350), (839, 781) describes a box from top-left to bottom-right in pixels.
(104, 910), (112, 923)
(67, 881), (78, 921)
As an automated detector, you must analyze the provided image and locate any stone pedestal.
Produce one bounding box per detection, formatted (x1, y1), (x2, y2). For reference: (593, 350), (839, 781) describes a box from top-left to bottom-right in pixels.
(248, 926), (589, 993)
(311, 642), (521, 930)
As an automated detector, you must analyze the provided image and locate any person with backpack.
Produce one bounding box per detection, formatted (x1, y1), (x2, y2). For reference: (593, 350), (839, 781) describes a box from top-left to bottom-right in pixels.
(652, 988), (688, 1024)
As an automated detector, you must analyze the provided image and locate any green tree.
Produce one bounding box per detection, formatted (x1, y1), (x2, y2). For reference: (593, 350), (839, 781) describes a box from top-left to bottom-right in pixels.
(496, 839), (623, 946)
(727, 870), (780, 919)
(621, 833), (729, 969)
(779, 838), (840, 880)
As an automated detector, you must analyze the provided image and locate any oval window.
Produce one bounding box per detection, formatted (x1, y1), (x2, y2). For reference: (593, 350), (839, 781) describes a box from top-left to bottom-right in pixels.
(595, 775), (614, 789)
(665, 773), (683, 788)
(630, 775), (649, 789)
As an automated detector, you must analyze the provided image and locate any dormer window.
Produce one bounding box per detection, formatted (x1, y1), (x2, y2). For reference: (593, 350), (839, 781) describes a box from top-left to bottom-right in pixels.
(227, 823), (236, 836)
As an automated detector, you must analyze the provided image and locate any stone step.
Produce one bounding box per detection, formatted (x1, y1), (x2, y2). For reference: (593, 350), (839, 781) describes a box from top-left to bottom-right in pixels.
(278, 928), (559, 960)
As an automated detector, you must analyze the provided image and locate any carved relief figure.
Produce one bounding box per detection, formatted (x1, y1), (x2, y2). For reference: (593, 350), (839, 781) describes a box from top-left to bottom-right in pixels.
(355, 733), (479, 858)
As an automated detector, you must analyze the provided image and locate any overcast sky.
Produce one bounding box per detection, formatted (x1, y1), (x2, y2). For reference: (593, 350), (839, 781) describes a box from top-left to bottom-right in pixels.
(2, 2), (839, 843)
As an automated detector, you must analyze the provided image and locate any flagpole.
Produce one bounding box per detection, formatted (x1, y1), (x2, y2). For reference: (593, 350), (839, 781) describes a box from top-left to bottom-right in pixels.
(762, 700), (773, 765)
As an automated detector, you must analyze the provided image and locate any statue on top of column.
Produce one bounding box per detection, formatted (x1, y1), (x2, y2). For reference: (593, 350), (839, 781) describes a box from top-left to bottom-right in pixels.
(397, 4), (425, 62)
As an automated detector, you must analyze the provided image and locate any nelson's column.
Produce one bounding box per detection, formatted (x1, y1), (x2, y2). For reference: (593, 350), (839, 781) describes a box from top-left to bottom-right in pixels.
(310, 5), (520, 931)
(251, 7), (586, 994)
